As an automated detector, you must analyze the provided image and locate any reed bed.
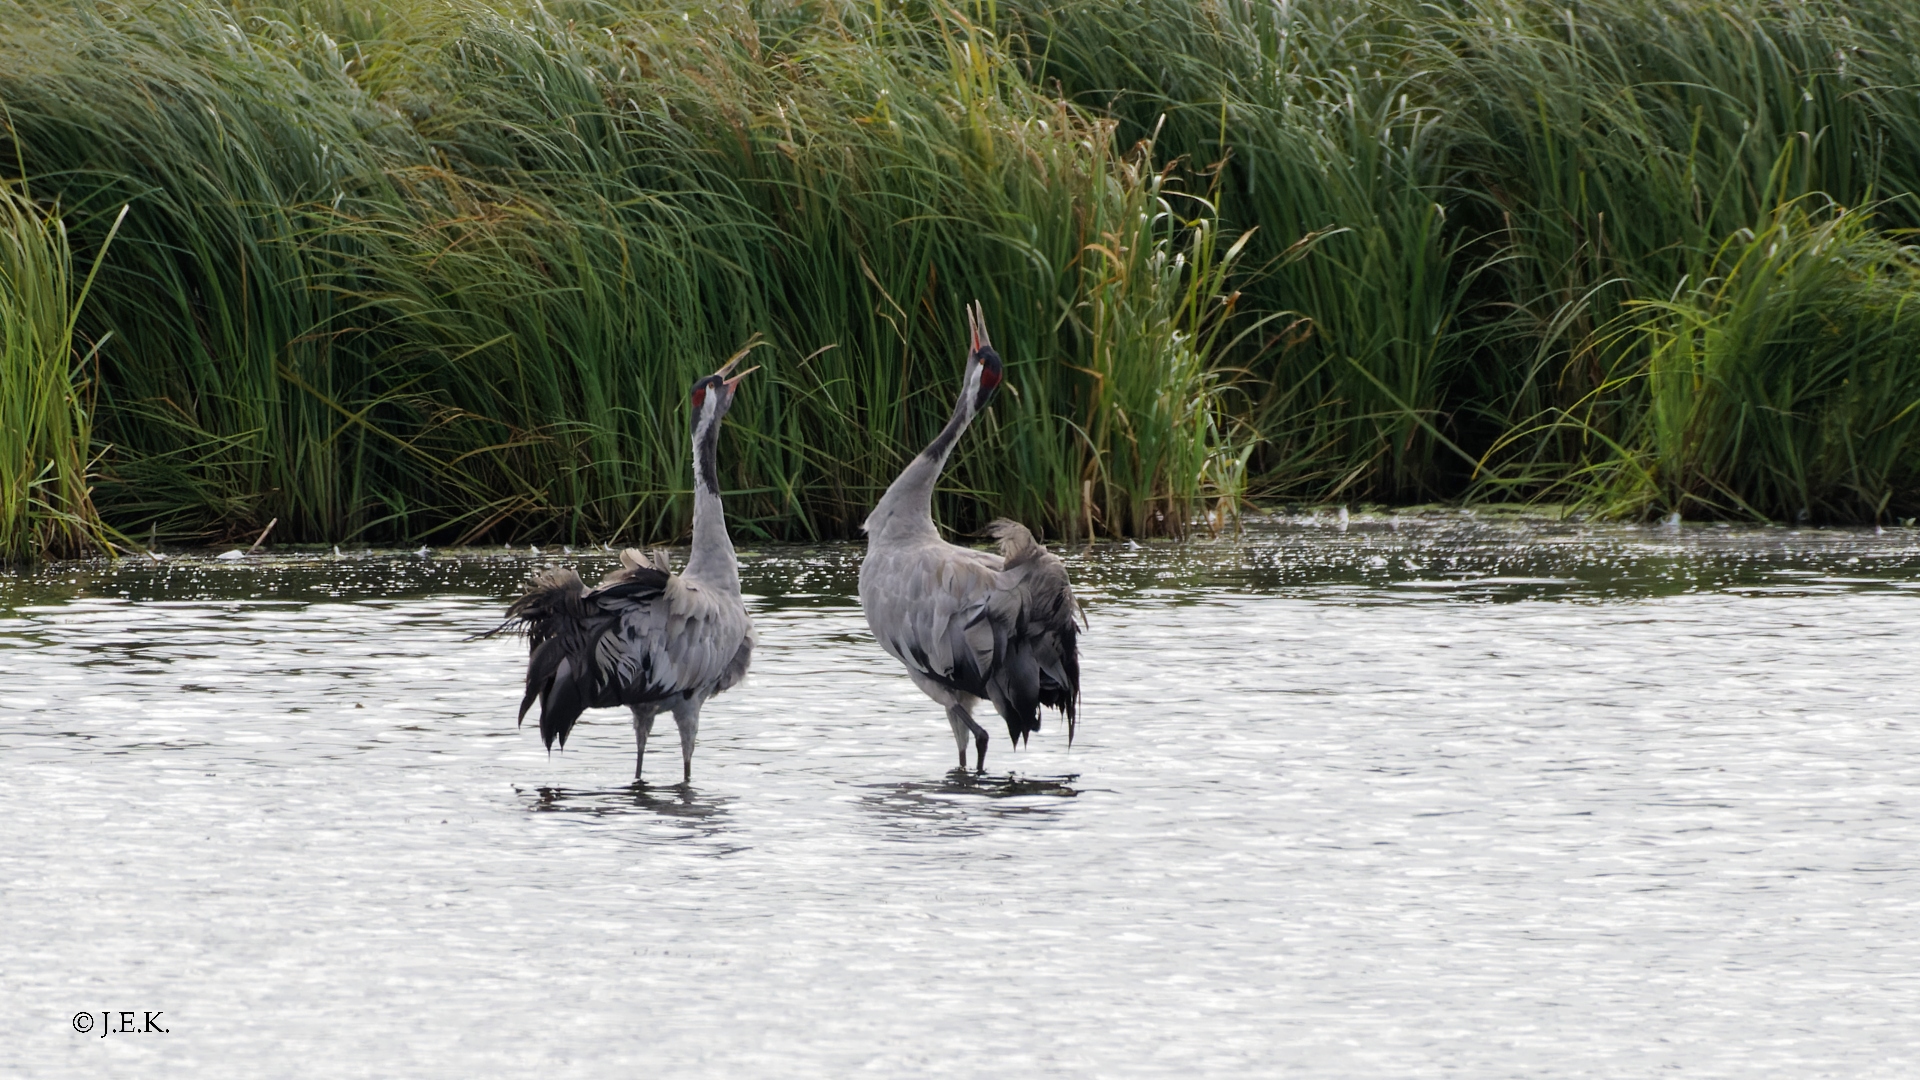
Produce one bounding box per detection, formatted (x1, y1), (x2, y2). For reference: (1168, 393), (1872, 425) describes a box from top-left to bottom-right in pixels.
(3, 0), (1919, 558)
(0, 183), (121, 561)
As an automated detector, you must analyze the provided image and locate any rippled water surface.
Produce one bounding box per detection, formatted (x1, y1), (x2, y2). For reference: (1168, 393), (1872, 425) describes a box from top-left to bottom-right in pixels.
(5, 514), (1920, 1077)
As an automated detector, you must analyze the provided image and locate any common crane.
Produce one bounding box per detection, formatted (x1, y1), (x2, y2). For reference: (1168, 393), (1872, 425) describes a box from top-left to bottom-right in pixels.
(858, 302), (1081, 771)
(502, 355), (757, 783)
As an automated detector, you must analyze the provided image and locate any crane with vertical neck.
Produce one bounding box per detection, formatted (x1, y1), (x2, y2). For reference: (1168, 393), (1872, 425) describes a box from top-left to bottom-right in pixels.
(501, 355), (757, 783)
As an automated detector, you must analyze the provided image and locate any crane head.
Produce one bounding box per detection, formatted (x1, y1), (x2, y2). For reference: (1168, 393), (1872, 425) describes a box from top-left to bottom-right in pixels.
(965, 300), (1002, 412)
(692, 350), (758, 421)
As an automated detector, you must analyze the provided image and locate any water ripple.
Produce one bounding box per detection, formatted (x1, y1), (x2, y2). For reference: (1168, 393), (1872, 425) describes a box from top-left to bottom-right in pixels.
(3, 517), (1918, 1076)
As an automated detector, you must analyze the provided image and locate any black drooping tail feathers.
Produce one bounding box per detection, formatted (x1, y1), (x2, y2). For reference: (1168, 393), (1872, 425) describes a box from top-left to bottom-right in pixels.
(501, 564), (668, 750)
(982, 519), (1081, 748)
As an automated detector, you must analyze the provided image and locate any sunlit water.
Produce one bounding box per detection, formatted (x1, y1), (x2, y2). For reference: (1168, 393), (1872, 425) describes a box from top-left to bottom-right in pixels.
(4, 513), (1919, 1077)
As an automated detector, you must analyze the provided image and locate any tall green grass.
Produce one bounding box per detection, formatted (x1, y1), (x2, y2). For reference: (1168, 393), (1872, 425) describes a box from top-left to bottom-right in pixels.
(1, 0), (1244, 550)
(1520, 198), (1920, 521)
(1444, 0), (1920, 512)
(1012, 0), (1477, 500)
(5, 0), (1920, 554)
(1015, 0), (1920, 517)
(0, 182), (122, 560)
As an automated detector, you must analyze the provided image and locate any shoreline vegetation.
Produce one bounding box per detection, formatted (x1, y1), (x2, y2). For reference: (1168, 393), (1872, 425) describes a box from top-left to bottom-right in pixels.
(5, 0), (1920, 559)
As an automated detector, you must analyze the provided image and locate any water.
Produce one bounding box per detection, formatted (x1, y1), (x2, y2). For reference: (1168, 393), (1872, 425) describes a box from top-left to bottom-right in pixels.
(4, 513), (1919, 1077)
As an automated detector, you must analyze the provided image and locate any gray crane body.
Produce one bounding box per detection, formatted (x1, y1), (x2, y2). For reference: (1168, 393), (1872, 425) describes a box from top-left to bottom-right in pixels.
(503, 363), (756, 783)
(859, 304), (1081, 771)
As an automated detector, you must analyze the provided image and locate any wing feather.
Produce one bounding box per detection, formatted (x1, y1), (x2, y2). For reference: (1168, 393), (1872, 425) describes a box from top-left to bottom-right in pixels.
(859, 520), (1080, 744)
(504, 561), (753, 749)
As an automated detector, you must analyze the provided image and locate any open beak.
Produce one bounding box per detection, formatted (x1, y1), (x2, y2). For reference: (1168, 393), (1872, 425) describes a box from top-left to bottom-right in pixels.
(714, 345), (753, 380)
(723, 365), (759, 395)
(713, 342), (759, 395)
(966, 300), (992, 355)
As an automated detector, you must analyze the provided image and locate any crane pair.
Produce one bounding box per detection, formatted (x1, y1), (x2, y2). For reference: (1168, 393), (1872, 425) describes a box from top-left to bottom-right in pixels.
(502, 304), (1082, 783)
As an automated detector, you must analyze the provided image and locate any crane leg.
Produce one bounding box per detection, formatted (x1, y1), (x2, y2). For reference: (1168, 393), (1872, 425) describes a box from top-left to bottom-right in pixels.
(946, 703), (989, 772)
(671, 700), (701, 786)
(945, 706), (968, 769)
(629, 705), (659, 781)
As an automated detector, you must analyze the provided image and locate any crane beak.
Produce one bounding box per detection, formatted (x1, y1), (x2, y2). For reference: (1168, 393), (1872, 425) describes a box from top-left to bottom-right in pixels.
(723, 365), (759, 395)
(966, 300), (992, 355)
(713, 346), (753, 380)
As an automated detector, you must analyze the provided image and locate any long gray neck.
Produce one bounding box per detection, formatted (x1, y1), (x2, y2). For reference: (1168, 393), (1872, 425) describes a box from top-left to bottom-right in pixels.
(682, 410), (739, 590)
(865, 392), (975, 543)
